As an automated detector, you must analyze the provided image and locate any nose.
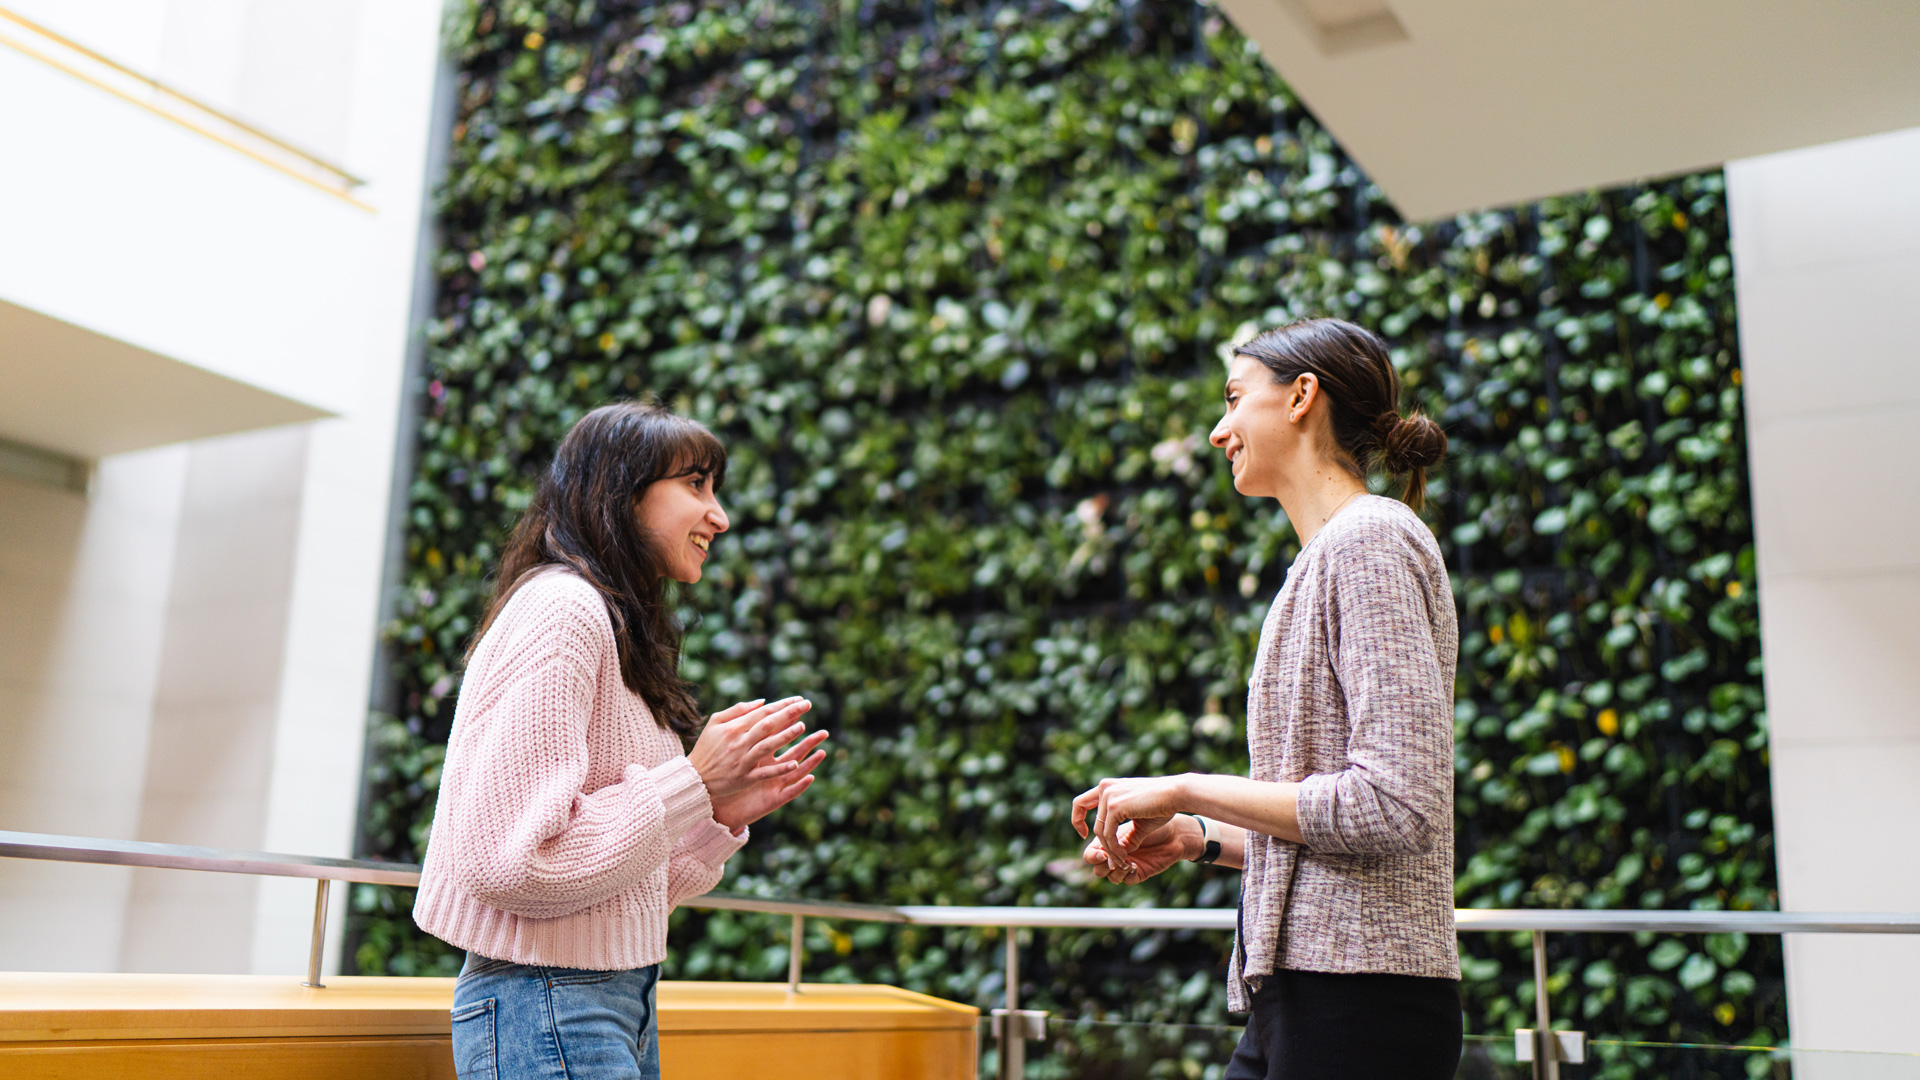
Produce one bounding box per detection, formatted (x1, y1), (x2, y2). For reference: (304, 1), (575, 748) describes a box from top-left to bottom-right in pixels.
(709, 500), (730, 534)
(1209, 415), (1231, 449)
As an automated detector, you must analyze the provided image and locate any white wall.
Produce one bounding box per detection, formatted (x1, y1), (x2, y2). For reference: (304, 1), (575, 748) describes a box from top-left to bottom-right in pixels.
(121, 427), (308, 974)
(0, 0), (399, 421)
(10, 0), (364, 167)
(1216, 0), (1920, 220)
(0, 452), (186, 970)
(1728, 125), (1920, 1057)
(0, 0), (446, 977)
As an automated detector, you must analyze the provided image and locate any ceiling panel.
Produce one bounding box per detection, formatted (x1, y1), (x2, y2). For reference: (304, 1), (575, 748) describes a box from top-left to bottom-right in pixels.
(1217, 0), (1920, 219)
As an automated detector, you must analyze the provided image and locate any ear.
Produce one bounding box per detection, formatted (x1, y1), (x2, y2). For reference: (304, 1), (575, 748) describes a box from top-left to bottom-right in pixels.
(1289, 374), (1321, 423)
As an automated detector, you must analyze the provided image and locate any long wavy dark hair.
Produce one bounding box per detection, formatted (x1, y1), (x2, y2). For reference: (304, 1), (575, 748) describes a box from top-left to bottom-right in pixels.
(468, 401), (726, 742)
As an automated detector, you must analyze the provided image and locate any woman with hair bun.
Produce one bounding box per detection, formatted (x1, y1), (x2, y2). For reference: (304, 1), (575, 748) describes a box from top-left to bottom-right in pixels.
(1071, 318), (1460, 1078)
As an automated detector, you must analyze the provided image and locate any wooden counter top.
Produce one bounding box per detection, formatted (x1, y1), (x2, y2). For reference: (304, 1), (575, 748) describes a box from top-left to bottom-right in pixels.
(0, 974), (979, 1079)
(0, 973), (457, 1042)
(0, 973), (978, 1040)
(658, 981), (978, 1033)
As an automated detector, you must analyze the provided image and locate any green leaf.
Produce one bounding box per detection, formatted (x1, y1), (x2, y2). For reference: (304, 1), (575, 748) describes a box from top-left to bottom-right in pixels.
(1649, 940), (1689, 971)
(1678, 953), (1719, 990)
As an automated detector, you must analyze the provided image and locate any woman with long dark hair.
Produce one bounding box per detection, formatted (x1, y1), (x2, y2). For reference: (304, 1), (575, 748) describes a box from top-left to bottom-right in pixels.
(1071, 318), (1460, 1078)
(416, 402), (828, 1080)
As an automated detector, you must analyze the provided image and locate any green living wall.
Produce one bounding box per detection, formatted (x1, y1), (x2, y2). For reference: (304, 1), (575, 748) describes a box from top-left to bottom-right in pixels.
(352, 0), (1778, 1075)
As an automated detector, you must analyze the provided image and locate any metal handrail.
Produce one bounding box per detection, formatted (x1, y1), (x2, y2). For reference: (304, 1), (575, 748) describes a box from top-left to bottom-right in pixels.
(1454, 907), (1920, 935)
(0, 830), (421, 991)
(0, 830), (421, 885)
(15, 830), (1920, 935)
(9, 830), (1920, 1080)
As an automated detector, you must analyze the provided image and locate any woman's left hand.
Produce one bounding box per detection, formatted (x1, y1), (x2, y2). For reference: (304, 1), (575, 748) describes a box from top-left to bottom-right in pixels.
(1082, 815), (1196, 885)
(1070, 775), (1189, 875)
(710, 729), (830, 832)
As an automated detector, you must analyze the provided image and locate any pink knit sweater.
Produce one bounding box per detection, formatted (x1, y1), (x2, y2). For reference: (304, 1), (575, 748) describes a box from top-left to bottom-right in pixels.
(413, 568), (746, 970)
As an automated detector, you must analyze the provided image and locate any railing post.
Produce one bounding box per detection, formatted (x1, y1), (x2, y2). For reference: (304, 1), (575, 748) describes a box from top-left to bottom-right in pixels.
(787, 913), (804, 994)
(990, 926), (1047, 1079)
(302, 879), (330, 989)
(1531, 930), (1554, 1080)
(1004, 927), (1023, 1080)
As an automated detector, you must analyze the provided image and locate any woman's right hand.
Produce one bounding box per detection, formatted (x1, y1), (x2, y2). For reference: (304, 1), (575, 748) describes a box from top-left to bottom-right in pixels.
(687, 697), (813, 801)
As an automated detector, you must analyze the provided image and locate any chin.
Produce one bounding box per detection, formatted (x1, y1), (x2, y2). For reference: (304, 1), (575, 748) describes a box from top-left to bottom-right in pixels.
(1232, 470), (1273, 500)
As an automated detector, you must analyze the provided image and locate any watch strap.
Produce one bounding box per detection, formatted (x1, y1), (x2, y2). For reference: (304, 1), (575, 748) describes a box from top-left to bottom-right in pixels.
(1187, 813), (1222, 865)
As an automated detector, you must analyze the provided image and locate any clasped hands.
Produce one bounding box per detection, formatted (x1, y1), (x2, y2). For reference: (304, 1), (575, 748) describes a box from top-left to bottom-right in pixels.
(1070, 775), (1202, 885)
(688, 697), (830, 834)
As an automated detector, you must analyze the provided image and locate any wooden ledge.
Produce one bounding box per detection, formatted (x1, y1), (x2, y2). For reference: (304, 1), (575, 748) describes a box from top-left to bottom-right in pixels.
(0, 973), (979, 1042)
(0, 975), (979, 1080)
(0, 974), (458, 1042)
(661, 982), (978, 1033)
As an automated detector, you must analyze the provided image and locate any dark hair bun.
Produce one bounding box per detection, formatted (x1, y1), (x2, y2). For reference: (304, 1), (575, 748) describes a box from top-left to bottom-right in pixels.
(1381, 412), (1447, 474)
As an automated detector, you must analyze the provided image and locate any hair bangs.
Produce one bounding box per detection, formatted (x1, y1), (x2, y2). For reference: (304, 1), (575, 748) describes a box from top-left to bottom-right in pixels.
(657, 419), (729, 491)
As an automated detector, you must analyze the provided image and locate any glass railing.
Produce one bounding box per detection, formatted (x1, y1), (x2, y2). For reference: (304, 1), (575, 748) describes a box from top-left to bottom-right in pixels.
(1037, 1016), (1242, 1079)
(1460, 1035), (1920, 1080)
(966, 1022), (1920, 1080)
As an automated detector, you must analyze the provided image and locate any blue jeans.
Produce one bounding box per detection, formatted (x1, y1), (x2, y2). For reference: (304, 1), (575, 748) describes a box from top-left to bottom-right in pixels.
(450, 952), (661, 1080)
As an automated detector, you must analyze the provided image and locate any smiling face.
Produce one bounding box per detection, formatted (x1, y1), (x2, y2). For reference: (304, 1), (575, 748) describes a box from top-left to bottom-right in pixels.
(1210, 354), (1316, 500)
(634, 467), (730, 583)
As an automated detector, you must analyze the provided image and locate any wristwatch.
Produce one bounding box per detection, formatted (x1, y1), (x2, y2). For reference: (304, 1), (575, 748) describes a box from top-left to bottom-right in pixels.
(1186, 813), (1221, 865)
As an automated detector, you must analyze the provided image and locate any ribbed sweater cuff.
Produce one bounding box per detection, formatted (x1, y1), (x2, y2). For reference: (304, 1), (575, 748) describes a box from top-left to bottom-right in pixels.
(643, 757), (713, 841)
(1293, 772), (1344, 853)
(680, 818), (749, 868)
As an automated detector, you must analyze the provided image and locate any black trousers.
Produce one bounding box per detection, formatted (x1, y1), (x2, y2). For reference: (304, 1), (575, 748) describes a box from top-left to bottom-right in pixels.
(1226, 969), (1462, 1080)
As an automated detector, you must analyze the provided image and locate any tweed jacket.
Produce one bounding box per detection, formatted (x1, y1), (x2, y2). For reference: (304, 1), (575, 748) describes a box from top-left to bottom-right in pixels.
(1230, 495), (1460, 1011)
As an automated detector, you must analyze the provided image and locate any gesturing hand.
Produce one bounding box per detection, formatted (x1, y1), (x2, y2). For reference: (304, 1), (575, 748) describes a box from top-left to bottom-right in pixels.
(711, 728), (830, 832)
(1069, 775), (1190, 877)
(688, 697), (814, 801)
(1081, 814), (1197, 885)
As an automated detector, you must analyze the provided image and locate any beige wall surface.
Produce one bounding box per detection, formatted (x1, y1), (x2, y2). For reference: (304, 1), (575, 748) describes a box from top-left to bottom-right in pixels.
(0, 452), (185, 970)
(1728, 125), (1920, 1058)
(0, 0), (447, 978)
(120, 428), (309, 974)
